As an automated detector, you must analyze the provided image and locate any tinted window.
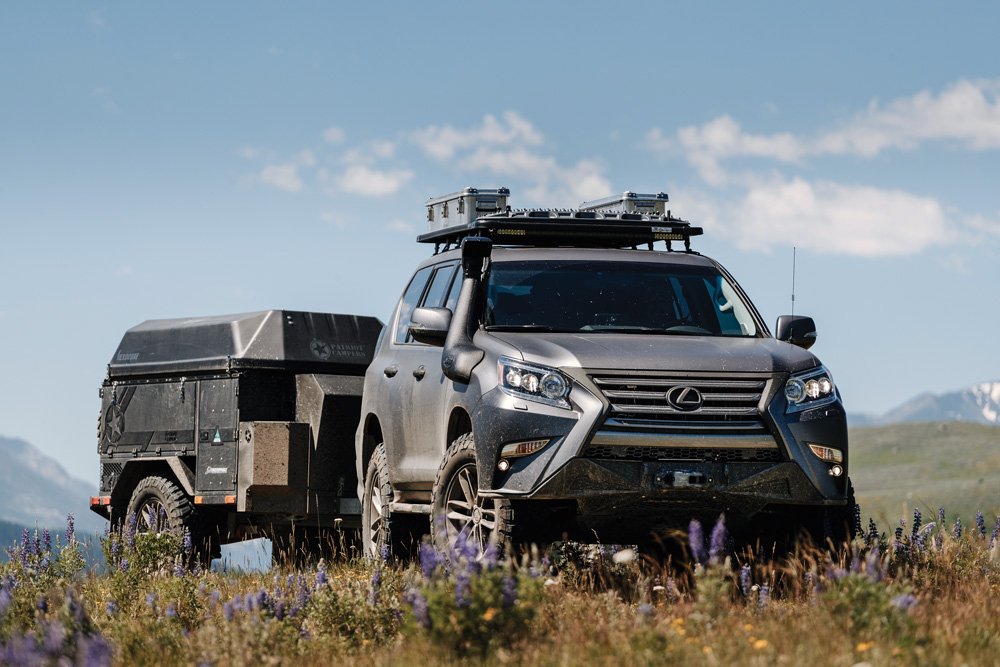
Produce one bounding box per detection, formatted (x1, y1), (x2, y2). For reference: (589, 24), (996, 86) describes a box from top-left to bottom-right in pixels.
(445, 268), (463, 311)
(393, 266), (433, 344)
(422, 263), (458, 309)
(484, 260), (758, 337)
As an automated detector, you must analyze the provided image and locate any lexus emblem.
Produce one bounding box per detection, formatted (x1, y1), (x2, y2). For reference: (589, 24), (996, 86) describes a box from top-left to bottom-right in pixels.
(666, 385), (703, 412)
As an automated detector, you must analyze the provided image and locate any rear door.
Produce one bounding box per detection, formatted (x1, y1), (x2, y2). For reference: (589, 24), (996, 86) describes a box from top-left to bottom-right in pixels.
(393, 261), (460, 485)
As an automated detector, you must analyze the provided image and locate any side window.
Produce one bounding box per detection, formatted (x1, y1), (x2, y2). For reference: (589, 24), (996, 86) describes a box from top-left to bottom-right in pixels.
(393, 267), (434, 344)
(445, 267), (463, 311)
(422, 263), (458, 310)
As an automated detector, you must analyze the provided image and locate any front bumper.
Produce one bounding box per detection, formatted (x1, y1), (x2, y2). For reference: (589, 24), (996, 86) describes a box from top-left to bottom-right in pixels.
(472, 370), (849, 518)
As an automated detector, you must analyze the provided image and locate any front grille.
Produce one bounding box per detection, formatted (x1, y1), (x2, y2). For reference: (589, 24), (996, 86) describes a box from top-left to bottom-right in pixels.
(590, 373), (772, 435)
(586, 444), (783, 463)
(585, 372), (782, 461)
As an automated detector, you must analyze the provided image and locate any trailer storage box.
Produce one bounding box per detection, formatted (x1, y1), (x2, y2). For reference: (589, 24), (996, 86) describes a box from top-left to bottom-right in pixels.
(426, 186), (510, 233)
(98, 310), (382, 517)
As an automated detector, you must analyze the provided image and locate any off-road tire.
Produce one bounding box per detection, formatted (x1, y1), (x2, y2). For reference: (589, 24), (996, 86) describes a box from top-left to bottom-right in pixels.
(362, 444), (422, 560)
(820, 478), (858, 547)
(126, 475), (217, 563)
(431, 433), (514, 556)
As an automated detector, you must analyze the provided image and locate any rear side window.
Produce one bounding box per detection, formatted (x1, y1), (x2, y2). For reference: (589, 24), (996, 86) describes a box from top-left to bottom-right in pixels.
(393, 266), (433, 344)
(422, 263), (458, 310)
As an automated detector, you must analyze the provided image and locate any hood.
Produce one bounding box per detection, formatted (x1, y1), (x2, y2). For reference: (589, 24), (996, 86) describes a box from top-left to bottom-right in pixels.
(482, 331), (819, 375)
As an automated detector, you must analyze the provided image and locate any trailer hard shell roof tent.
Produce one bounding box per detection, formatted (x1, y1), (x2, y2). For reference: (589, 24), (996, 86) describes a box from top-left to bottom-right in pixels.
(107, 310), (384, 379)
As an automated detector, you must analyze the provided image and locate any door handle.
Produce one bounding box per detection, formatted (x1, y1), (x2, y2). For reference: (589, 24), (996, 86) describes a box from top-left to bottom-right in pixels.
(413, 365), (426, 380)
(383, 365), (398, 378)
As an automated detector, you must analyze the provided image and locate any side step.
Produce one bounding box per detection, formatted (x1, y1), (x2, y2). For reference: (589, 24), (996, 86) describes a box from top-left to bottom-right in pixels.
(389, 501), (432, 515)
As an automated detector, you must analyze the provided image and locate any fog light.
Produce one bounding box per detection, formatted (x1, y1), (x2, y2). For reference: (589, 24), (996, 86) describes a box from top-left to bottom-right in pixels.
(808, 443), (843, 463)
(829, 464), (844, 477)
(497, 459), (511, 472)
(500, 438), (552, 459)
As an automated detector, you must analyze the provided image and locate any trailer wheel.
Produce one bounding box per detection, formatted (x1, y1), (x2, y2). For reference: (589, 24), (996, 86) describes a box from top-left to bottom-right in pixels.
(127, 475), (194, 534)
(431, 433), (514, 558)
(362, 444), (422, 560)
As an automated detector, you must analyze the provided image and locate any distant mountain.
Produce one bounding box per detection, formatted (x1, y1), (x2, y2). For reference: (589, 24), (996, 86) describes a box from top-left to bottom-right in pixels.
(0, 436), (106, 536)
(849, 380), (1000, 427)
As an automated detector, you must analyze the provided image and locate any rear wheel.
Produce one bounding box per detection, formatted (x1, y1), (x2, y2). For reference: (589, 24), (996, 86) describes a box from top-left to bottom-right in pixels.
(362, 444), (423, 560)
(431, 433), (513, 556)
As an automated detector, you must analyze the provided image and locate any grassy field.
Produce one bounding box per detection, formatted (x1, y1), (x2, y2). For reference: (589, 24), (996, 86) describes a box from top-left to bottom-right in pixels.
(3, 510), (1000, 666)
(2, 423), (999, 665)
(850, 422), (1000, 527)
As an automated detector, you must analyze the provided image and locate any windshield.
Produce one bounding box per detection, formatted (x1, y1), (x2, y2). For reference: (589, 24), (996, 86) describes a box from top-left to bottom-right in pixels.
(484, 259), (758, 337)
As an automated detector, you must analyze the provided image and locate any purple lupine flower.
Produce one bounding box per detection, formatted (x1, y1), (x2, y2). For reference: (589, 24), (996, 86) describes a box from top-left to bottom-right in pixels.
(852, 502), (863, 538)
(165, 604), (177, 619)
(105, 599), (118, 617)
(41, 529), (51, 555)
(911, 509), (922, 542)
(482, 541), (499, 570)
(315, 560), (328, 589)
(404, 588), (431, 629)
(455, 570), (471, 608)
(687, 519), (707, 564)
(209, 590), (221, 607)
(453, 527), (480, 563)
(19, 528), (29, 566)
(223, 601), (236, 622)
(938, 507), (946, 526)
(368, 567), (382, 607)
(501, 575), (517, 608)
(0, 589), (12, 617)
(891, 593), (918, 611)
(274, 600), (287, 621)
(739, 565), (751, 597)
(709, 515), (728, 565)
(65, 514), (75, 545)
(866, 518), (879, 548)
(80, 634), (113, 667)
(757, 583), (770, 609)
(953, 517), (962, 540)
(43, 620), (65, 654)
(990, 517), (1000, 549)
(174, 557), (186, 578)
(934, 532), (943, 550)
(37, 596), (48, 613)
(380, 542), (390, 564)
(182, 529), (193, 554)
(418, 542), (445, 579)
(637, 603), (655, 618)
(126, 513), (138, 549)
(865, 546), (883, 582)
(32, 529), (40, 557)
(976, 511), (986, 539)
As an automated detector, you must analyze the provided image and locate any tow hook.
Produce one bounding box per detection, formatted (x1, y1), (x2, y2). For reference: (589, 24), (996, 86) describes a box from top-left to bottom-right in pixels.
(654, 470), (709, 489)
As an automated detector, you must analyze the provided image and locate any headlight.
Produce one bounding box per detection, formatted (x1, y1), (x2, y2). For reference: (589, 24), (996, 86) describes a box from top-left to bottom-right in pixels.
(784, 366), (837, 412)
(498, 357), (571, 408)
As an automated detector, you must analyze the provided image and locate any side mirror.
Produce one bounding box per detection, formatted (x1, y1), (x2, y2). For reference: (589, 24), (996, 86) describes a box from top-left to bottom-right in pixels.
(775, 315), (817, 349)
(409, 307), (452, 346)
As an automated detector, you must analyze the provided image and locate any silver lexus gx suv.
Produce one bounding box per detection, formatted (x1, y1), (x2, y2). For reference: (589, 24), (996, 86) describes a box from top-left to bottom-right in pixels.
(355, 190), (854, 556)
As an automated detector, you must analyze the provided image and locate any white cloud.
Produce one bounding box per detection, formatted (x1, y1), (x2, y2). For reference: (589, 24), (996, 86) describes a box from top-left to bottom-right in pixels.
(412, 111), (543, 160)
(91, 86), (120, 114)
(237, 146), (261, 160)
(660, 79), (1000, 182)
(701, 177), (948, 257)
(816, 79), (1000, 156)
(337, 165), (413, 197)
(260, 163), (303, 192)
(323, 126), (346, 144)
(386, 219), (415, 234)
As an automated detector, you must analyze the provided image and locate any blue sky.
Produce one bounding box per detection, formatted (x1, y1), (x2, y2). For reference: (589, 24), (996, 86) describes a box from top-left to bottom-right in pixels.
(2, 2), (999, 482)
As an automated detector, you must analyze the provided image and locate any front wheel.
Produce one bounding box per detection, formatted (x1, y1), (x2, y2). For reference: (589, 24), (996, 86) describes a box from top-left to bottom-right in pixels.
(431, 433), (513, 556)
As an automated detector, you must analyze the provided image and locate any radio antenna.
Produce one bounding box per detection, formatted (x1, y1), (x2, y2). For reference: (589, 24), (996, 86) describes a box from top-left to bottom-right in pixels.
(790, 246), (797, 315)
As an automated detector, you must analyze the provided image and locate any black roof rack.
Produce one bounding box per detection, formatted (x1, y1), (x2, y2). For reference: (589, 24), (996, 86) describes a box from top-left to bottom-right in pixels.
(418, 209), (703, 253)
